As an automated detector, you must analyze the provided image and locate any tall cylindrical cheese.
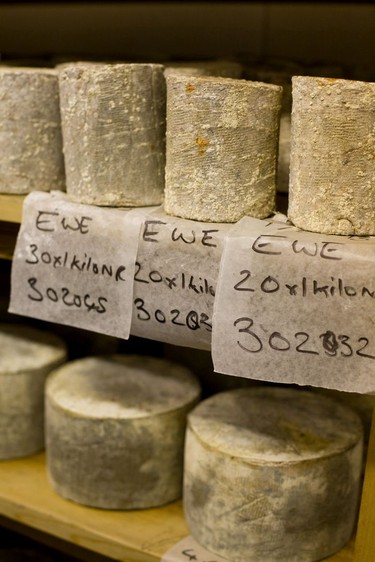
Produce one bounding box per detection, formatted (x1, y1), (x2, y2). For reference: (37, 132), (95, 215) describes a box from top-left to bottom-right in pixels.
(184, 387), (363, 562)
(0, 67), (65, 193)
(58, 62), (166, 206)
(288, 76), (375, 235)
(0, 324), (67, 459)
(164, 75), (282, 222)
(46, 355), (201, 509)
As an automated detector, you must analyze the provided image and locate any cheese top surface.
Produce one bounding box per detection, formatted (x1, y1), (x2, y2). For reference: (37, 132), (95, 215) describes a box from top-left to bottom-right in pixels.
(46, 355), (201, 419)
(0, 324), (67, 374)
(188, 387), (363, 463)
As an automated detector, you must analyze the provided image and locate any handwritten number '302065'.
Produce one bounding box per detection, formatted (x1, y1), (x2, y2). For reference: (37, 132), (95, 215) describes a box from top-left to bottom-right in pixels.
(234, 317), (375, 360)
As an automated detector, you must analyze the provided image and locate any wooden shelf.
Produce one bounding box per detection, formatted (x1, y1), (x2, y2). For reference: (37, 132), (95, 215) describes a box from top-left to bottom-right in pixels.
(0, 193), (289, 225)
(0, 194), (24, 224)
(0, 453), (188, 562)
(0, 192), (288, 261)
(0, 194), (24, 259)
(0, 452), (355, 562)
(0, 221), (19, 260)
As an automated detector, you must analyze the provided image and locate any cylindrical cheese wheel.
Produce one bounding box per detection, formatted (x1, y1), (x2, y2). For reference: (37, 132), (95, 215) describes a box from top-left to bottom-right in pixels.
(164, 75), (282, 222)
(0, 324), (67, 459)
(0, 67), (65, 194)
(184, 386), (363, 562)
(45, 355), (201, 509)
(288, 76), (375, 235)
(58, 62), (166, 206)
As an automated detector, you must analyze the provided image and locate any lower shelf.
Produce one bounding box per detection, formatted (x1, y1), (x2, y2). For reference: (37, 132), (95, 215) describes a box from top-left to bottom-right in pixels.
(0, 453), (187, 562)
(0, 453), (355, 562)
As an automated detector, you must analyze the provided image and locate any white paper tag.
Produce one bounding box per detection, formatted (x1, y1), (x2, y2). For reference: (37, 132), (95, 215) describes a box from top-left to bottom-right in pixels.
(9, 191), (143, 339)
(131, 208), (230, 350)
(162, 535), (228, 562)
(212, 216), (375, 394)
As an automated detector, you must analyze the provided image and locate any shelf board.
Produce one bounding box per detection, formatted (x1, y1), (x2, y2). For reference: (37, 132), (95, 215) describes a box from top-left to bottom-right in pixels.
(0, 194), (24, 223)
(0, 191), (288, 261)
(0, 453), (188, 562)
(0, 452), (355, 562)
(0, 194), (23, 259)
(0, 221), (19, 260)
(0, 193), (289, 226)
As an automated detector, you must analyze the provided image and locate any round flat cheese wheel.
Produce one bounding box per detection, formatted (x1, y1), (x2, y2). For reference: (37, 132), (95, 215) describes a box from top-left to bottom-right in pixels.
(184, 386), (363, 562)
(0, 324), (67, 459)
(46, 354), (201, 509)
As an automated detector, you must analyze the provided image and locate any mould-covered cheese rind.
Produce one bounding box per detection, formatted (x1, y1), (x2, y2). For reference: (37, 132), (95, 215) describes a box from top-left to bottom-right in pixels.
(184, 386), (363, 562)
(0, 324), (67, 459)
(46, 355), (201, 509)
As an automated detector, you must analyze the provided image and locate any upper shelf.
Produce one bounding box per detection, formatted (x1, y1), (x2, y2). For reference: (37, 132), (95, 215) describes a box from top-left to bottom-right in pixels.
(0, 194), (24, 224)
(0, 193), (288, 223)
(0, 192), (288, 261)
(0, 194), (24, 259)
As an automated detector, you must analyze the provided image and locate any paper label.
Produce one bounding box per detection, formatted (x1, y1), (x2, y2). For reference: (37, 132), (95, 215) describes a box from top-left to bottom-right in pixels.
(162, 536), (228, 562)
(131, 209), (230, 349)
(212, 216), (375, 393)
(9, 191), (143, 339)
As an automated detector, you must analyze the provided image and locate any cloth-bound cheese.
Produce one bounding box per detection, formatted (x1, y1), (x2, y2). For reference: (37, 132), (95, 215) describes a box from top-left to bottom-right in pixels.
(288, 76), (375, 235)
(45, 355), (201, 509)
(0, 324), (67, 459)
(164, 75), (282, 223)
(58, 62), (166, 207)
(0, 67), (65, 194)
(184, 386), (363, 562)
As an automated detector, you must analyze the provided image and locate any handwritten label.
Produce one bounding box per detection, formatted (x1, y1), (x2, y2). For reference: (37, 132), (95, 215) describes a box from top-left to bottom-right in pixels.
(212, 216), (375, 393)
(162, 536), (228, 562)
(9, 191), (143, 339)
(131, 208), (230, 350)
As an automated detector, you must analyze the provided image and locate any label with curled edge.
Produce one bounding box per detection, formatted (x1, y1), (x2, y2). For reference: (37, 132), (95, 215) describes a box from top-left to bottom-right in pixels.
(161, 535), (228, 562)
(9, 191), (146, 339)
(212, 215), (375, 394)
(131, 207), (231, 350)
